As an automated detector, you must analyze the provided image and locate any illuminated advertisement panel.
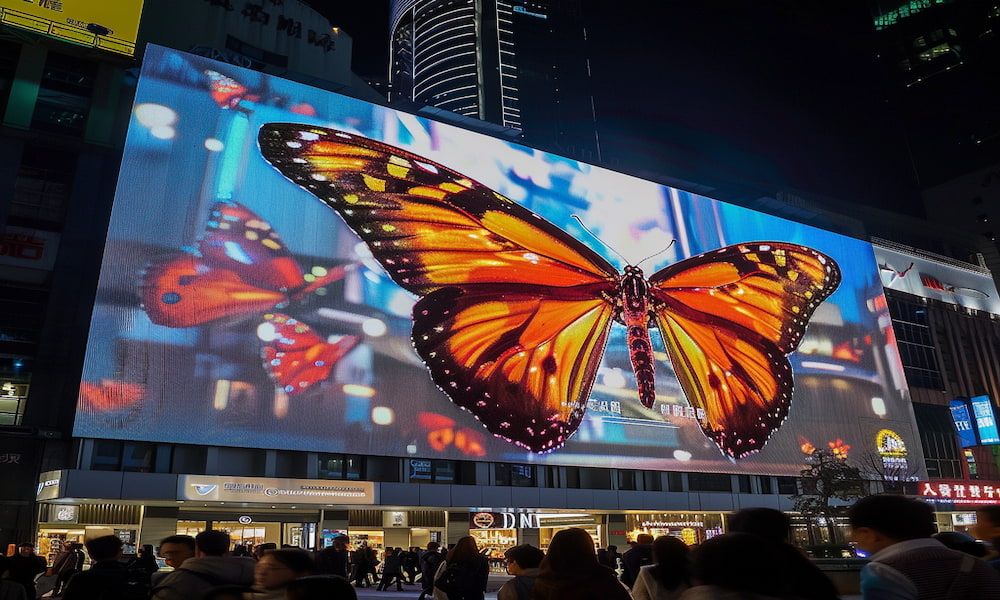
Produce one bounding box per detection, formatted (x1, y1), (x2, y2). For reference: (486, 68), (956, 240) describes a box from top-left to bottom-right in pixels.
(950, 398), (978, 448)
(74, 45), (924, 476)
(0, 0), (143, 56)
(872, 242), (1000, 314)
(971, 395), (1000, 445)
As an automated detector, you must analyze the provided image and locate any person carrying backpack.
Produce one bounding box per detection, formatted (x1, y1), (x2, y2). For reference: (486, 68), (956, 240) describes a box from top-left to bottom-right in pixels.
(433, 536), (489, 600)
(61, 535), (150, 600)
(418, 541), (444, 600)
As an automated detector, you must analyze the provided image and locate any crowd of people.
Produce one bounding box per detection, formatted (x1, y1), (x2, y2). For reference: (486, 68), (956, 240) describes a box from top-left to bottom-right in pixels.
(4, 496), (1000, 599)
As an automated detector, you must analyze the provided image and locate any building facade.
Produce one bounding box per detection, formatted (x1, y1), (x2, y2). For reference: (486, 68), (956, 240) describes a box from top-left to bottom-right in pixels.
(0, 0), (998, 563)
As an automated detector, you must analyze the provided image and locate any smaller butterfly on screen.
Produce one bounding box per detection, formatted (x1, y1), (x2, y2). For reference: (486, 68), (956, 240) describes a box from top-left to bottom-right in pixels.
(258, 124), (842, 458)
(417, 412), (487, 457)
(204, 70), (260, 110)
(798, 435), (851, 460)
(79, 380), (146, 427)
(139, 200), (358, 394)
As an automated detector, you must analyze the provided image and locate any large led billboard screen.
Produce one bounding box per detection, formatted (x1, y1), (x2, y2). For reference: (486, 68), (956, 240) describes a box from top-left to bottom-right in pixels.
(75, 45), (924, 476)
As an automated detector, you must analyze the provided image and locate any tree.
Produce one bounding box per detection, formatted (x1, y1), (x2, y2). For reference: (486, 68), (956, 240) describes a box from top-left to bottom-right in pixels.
(791, 448), (866, 545)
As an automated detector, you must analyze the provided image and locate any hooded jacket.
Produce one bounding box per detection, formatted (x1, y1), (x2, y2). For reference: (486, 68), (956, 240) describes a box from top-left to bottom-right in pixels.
(151, 556), (256, 600)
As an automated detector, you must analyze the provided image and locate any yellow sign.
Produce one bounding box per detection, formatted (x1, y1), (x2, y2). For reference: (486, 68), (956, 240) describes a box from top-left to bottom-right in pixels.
(876, 429), (908, 458)
(0, 0), (144, 56)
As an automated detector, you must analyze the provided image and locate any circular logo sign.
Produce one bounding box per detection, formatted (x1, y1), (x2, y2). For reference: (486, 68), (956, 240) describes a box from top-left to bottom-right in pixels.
(472, 512), (495, 529)
(876, 429), (907, 457)
(238, 515), (253, 525)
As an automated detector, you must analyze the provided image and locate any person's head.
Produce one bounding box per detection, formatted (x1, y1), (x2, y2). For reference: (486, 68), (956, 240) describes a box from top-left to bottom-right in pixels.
(691, 533), (786, 596)
(504, 544), (544, 575)
(159, 534), (196, 569)
(17, 543), (35, 556)
(332, 535), (349, 550)
(635, 533), (654, 545)
(648, 535), (690, 589)
(607, 545), (617, 553)
(539, 528), (601, 576)
(728, 507), (791, 544)
(254, 542), (278, 558)
(286, 575), (358, 600)
(254, 549), (315, 590)
(932, 532), (987, 557)
(426, 541), (440, 552)
(973, 506), (1000, 544)
(445, 536), (480, 564)
(85, 535), (124, 562)
(195, 530), (232, 557)
(849, 494), (936, 555)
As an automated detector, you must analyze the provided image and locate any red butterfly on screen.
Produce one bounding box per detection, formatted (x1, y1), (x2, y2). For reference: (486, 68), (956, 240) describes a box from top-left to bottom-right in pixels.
(418, 412), (487, 457)
(79, 380), (146, 412)
(259, 313), (359, 396)
(140, 201), (357, 394)
(205, 70), (259, 109)
(258, 124), (841, 458)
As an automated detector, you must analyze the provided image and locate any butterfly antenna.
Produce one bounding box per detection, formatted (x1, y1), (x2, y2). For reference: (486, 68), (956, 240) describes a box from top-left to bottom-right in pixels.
(571, 215), (630, 264)
(636, 240), (676, 269)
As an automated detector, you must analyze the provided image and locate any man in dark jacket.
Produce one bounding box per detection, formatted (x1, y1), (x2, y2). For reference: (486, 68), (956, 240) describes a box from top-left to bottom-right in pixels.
(314, 535), (350, 578)
(620, 533), (654, 588)
(7, 543), (47, 599)
(151, 530), (255, 600)
(52, 541), (86, 596)
(62, 535), (146, 600)
(417, 541), (444, 600)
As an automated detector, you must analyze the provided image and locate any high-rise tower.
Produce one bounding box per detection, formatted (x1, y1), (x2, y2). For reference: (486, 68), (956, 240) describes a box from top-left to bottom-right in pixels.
(389, 0), (599, 160)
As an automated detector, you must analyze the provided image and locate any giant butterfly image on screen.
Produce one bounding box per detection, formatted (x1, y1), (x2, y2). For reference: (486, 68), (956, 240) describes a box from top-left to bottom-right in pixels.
(258, 124), (842, 459)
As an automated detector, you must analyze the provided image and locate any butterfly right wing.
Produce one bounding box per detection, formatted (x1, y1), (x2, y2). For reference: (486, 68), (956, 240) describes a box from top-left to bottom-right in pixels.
(258, 124), (622, 452)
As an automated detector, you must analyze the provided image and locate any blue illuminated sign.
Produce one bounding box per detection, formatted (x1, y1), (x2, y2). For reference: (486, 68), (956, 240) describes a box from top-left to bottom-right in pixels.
(971, 395), (1000, 445)
(949, 398), (977, 448)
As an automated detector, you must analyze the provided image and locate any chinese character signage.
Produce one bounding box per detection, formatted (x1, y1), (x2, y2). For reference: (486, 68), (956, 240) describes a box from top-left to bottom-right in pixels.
(919, 480), (1000, 505)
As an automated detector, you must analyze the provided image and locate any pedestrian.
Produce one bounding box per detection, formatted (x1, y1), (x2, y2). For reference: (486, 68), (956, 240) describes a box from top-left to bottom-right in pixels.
(433, 536), (489, 600)
(418, 541), (445, 600)
(849, 494), (1000, 598)
(6, 543), (47, 600)
(727, 507), (840, 600)
(401, 546), (420, 584)
(314, 534), (350, 578)
(973, 504), (1000, 569)
(285, 574), (358, 600)
(61, 535), (149, 600)
(376, 547), (405, 591)
(631, 535), (690, 600)
(350, 542), (373, 588)
(245, 548), (315, 600)
(621, 533), (654, 588)
(679, 532), (790, 600)
(531, 528), (631, 600)
(151, 530), (255, 600)
(154, 534), (195, 587)
(51, 541), (85, 597)
(497, 544), (544, 600)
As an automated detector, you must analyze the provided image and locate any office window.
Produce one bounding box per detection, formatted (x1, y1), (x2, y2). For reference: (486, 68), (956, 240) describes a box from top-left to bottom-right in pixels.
(687, 473), (731, 492)
(31, 52), (96, 135)
(495, 463), (536, 487)
(318, 453), (364, 480)
(617, 470), (636, 491)
(758, 476), (773, 494)
(776, 476), (798, 495)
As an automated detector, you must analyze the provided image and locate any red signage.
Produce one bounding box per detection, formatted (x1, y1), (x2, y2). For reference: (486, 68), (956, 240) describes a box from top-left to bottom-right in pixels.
(918, 480), (1000, 505)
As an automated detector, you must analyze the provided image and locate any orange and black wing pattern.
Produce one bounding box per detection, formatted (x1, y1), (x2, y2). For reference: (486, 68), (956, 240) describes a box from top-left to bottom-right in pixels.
(648, 242), (841, 458)
(259, 124), (621, 452)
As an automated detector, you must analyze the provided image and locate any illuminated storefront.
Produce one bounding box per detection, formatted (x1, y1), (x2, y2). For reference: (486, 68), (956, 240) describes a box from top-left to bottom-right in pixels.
(625, 514), (724, 546)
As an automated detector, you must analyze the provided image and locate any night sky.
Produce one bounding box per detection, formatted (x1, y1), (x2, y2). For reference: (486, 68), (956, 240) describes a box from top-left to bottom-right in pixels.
(312, 1), (922, 217)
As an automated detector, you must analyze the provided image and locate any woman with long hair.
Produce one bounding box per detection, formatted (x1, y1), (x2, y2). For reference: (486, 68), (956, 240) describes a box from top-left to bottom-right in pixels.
(631, 536), (690, 600)
(433, 536), (489, 600)
(531, 528), (632, 600)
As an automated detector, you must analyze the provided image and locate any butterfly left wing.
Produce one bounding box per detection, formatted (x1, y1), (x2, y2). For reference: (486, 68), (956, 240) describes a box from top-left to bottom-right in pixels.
(259, 313), (359, 395)
(648, 242), (840, 459)
(258, 124), (622, 452)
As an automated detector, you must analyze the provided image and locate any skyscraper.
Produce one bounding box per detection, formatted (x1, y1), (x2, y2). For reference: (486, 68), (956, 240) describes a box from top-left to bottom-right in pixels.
(389, 0), (599, 159)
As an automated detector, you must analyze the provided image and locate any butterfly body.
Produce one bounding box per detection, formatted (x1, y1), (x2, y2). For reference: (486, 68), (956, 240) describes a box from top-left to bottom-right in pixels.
(259, 124), (841, 458)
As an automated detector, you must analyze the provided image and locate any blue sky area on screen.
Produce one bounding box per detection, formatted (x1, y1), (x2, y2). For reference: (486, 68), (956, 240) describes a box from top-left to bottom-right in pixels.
(73, 44), (925, 477)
